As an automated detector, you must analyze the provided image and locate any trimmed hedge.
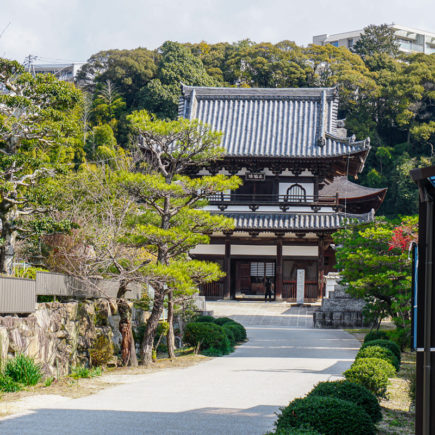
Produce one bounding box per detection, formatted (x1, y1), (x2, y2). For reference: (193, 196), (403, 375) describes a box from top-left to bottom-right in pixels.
(364, 330), (389, 343)
(224, 321), (247, 342)
(307, 380), (382, 423)
(214, 317), (235, 326)
(194, 315), (216, 323)
(275, 395), (375, 435)
(356, 345), (400, 372)
(360, 339), (401, 363)
(344, 357), (395, 397)
(183, 322), (231, 355)
(271, 426), (321, 435)
(222, 323), (236, 346)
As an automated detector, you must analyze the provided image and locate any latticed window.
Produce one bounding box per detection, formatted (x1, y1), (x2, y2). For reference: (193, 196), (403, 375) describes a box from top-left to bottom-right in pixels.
(286, 184), (306, 202)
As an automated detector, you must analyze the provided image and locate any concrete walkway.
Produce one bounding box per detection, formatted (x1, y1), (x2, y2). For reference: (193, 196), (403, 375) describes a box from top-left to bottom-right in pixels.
(0, 302), (360, 435)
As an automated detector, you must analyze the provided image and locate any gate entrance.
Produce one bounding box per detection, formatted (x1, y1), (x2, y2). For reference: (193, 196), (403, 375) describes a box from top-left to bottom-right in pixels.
(234, 260), (275, 298)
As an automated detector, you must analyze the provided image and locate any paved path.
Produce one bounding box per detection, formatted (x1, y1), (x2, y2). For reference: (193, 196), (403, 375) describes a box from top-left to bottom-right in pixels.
(0, 302), (360, 435)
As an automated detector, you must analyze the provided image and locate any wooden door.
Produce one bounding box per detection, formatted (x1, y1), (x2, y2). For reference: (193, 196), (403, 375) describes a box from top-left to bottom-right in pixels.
(236, 262), (251, 293)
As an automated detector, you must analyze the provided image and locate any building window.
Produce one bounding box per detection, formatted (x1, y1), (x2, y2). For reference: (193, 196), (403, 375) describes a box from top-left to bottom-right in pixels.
(330, 41), (339, 47)
(286, 184), (306, 202)
(347, 38), (354, 48)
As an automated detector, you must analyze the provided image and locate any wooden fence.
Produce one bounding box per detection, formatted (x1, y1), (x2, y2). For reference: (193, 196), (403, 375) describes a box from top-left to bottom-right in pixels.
(0, 272), (142, 314)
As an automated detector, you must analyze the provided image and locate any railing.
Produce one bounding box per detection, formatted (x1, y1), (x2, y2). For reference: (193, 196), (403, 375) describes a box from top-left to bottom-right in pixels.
(282, 280), (320, 301)
(208, 193), (341, 212)
(199, 282), (224, 298)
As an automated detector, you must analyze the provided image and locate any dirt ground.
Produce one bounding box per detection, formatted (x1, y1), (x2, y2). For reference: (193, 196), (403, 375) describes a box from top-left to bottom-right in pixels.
(0, 354), (209, 418)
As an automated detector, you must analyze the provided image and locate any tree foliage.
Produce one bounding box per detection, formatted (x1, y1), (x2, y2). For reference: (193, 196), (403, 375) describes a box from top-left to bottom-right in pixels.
(333, 217), (415, 330)
(352, 24), (400, 59)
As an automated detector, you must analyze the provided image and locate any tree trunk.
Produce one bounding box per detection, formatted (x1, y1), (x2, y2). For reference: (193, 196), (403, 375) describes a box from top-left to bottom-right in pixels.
(118, 299), (133, 366)
(0, 211), (18, 275)
(140, 289), (165, 365)
(166, 290), (176, 360)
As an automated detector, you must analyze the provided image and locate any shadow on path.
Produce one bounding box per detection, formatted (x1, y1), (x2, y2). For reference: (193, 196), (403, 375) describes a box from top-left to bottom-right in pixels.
(0, 405), (277, 435)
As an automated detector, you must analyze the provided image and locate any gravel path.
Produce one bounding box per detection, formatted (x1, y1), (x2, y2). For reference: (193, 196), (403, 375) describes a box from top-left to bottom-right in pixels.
(0, 302), (360, 435)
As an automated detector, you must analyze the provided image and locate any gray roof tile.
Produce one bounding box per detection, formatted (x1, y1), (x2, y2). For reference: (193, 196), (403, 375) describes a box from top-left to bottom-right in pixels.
(218, 211), (374, 231)
(180, 85), (370, 158)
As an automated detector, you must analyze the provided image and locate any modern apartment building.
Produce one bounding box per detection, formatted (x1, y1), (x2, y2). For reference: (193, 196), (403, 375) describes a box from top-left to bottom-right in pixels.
(30, 63), (84, 82)
(313, 24), (435, 54)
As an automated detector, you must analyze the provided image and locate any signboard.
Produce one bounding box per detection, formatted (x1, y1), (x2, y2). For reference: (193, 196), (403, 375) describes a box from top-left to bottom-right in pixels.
(296, 269), (305, 305)
(245, 172), (265, 181)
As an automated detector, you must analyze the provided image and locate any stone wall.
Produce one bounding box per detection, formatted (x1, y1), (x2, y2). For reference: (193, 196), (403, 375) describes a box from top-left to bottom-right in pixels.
(0, 299), (148, 376)
(313, 274), (372, 329)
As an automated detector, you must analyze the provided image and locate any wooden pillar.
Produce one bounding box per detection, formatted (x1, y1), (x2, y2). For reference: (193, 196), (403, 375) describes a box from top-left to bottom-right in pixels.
(275, 234), (283, 300)
(318, 235), (326, 299)
(224, 235), (231, 299)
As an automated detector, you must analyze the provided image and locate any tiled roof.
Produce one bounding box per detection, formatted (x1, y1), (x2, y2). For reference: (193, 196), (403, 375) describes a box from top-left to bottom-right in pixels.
(218, 211), (374, 231)
(179, 84), (370, 159)
(320, 177), (387, 199)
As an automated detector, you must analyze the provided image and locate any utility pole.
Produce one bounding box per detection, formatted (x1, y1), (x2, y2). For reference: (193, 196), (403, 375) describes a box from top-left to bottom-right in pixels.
(23, 54), (37, 74)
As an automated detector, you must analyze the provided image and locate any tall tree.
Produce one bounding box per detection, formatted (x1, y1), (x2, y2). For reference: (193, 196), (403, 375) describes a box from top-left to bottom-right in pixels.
(137, 41), (217, 119)
(352, 24), (400, 59)
(0, 59), (83, 274)
(126, 111), (240, 364)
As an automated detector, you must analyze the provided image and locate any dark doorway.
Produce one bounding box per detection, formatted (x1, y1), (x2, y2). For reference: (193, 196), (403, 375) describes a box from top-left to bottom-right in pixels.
(234, 260), (275, 298)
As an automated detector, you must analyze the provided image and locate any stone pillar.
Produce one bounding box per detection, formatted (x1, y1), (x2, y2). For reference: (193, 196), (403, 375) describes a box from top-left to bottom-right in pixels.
(224, 235), (231, 299)
(318, 235), (326, 298)
(275, 235), (283, 300)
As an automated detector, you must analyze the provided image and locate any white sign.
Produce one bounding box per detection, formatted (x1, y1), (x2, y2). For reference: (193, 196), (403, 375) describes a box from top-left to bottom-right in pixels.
(296, 269), (305, 305)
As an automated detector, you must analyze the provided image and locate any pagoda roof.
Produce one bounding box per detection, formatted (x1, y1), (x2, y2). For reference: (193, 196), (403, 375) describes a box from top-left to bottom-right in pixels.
(179, 84), (370, 171)
(216, 211), (374, 232)
(320, 177), (387, 200)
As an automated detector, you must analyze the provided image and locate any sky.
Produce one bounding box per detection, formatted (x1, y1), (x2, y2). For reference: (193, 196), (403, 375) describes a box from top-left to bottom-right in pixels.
(0, 0), (434, 64)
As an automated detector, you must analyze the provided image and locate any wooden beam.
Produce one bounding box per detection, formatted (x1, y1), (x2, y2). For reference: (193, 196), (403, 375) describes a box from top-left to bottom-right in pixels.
(276, 236), (283, 300)
(224, 236), (231, 299)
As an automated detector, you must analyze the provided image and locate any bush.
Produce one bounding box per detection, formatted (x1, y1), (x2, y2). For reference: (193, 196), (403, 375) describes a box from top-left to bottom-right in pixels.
(364, 330), (389, 343)
(344, 358), (394, 397)
(386, 328), (411, 351)
(0, 374), (22, 392)
(275, 395), (375, 435)
(307, 380), (382, 423)
(222, 323), (236, 346)
(361, 339), (401, 363)
(89, 335), (114, 367)
(5, 354), (42, 386)
(214, 317), (235, 326)
(356, 345), (400, 372)
(194, 315), (216, 323)
(183, 322), (231, 355)
(223, 321), (247, 342)
(269, 425), (321, 435)
(70, 366), (102, 379)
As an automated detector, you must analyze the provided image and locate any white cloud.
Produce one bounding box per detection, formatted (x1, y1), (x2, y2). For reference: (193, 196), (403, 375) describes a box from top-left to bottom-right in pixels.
(0, 0), (434, 63)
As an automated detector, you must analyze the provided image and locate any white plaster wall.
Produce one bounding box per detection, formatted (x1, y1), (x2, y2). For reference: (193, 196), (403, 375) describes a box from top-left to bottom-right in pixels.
(190, 244), (225, 255)
(282, 246), (318, 256)
(231, 245), (276, 256)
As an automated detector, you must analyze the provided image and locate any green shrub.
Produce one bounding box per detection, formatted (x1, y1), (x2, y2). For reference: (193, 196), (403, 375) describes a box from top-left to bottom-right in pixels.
(194, 315), (216, 323)
(361, 339), (401, 363)
(0, 374), (22, 392)
(269, 425), (322, 435)
(214, 317), (235, 326)
(70, 366), (102, 379)
(222, 323), (236, 346)
(275, 395), (375, 435)
(356, 345), (400, 372)
(89, 335), (114, 367)
(344, 358), (394, 397)
(5, 354), (42, 386)
(364, 330), (389, 343)
(44, 377), (55, 387)
(386, 328), (411, 351)
(307, 380), (382, 423)
(223, 321), (247, 342)
(183, 322), (230, 355)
